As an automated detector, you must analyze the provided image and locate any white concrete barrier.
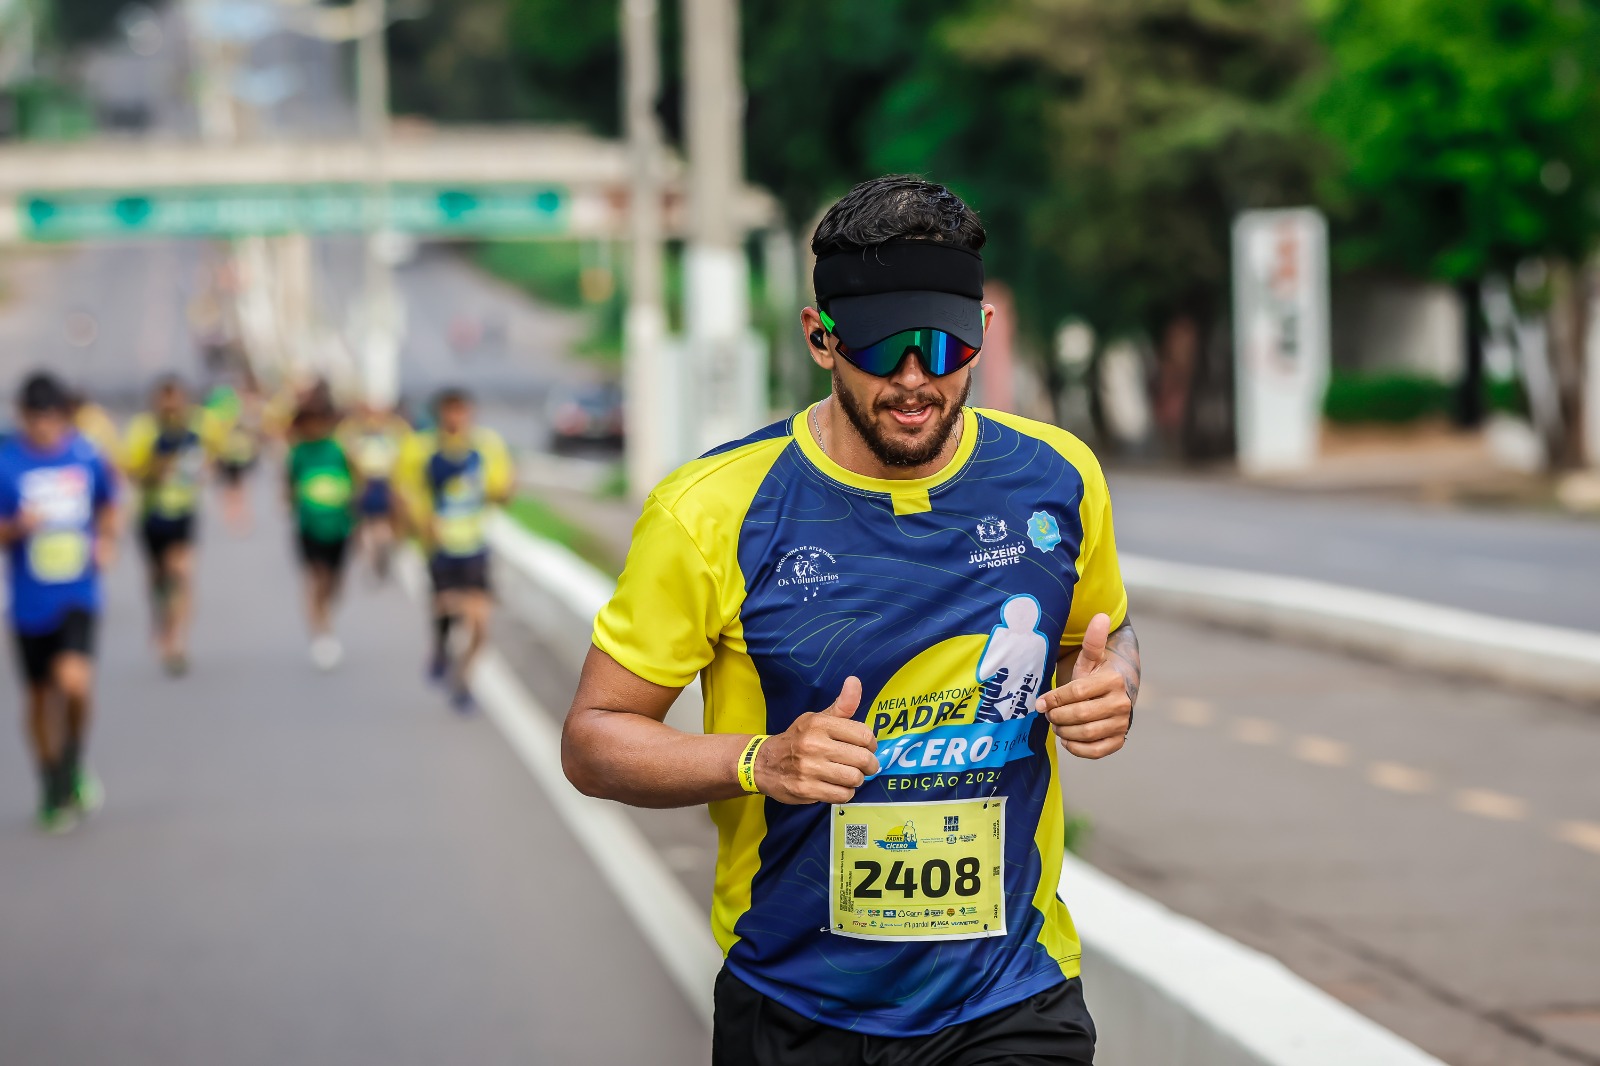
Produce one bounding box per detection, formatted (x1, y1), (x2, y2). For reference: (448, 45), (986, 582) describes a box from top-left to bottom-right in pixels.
(487, 514), (1449, 1065)
(1122, 553), (1600, 703)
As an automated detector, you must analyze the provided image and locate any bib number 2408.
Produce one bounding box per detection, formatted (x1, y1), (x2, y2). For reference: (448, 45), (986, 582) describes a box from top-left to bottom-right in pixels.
(830, 797), (1006, 942)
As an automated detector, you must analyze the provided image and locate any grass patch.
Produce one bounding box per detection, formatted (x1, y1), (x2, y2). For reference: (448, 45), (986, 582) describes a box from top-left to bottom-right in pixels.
(503, 493), (621, 577)
(1064, 811), (1091, 856)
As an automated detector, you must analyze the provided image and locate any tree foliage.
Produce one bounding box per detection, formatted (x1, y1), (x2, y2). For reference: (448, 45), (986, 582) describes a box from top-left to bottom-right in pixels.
(1313, 0), (1600, 282)
(943, 0), (1327, 335)
(45, 0), (133, 48)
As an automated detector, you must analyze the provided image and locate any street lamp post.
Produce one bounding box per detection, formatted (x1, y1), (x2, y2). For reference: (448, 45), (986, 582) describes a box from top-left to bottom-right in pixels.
(622, 0), (671, 498)
(355, 0), (401, 408)
(682, 0), (759, 454)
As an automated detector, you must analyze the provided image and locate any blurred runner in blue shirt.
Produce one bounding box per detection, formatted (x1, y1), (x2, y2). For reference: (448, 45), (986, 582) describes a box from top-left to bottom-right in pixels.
(0, 372), (119, 833)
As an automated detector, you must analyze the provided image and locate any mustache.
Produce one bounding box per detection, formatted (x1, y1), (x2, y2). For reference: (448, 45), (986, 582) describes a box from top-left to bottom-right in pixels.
(873, 391), (945, 412)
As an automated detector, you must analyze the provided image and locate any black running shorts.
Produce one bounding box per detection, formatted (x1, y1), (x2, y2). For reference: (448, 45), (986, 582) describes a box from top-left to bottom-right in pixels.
(297, 532), (350, 574)
(711, 969), (1096, 1066)
(12, 609), (98, 684)
(140, 516), (195, 562)
(429, 553), (490, 593)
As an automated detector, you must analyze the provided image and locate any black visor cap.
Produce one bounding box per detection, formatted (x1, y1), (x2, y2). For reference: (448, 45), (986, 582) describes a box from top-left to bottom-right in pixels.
(814, 239), (985, 349)
(827, 291), (984, 350)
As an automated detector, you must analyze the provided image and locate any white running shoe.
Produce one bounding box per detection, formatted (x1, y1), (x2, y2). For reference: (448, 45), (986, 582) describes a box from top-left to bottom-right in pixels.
(311, 635), (344, 671)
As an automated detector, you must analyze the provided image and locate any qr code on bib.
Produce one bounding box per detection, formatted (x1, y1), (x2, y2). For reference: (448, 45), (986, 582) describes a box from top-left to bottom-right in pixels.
(845, 823), (868, 849)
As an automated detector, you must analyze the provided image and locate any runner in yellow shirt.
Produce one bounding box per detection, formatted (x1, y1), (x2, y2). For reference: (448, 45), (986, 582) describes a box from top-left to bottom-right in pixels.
(123, 376), (217, 675)
(339, 401), (410, 581)
(394, 387), (513, 713)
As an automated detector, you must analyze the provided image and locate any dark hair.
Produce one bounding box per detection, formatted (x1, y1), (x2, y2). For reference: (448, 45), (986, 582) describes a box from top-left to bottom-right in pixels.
(18, 372), (70, 413)
(811, 176), (986, 258)
(151, 373), (187, 398)
(434, 386), (473, 411)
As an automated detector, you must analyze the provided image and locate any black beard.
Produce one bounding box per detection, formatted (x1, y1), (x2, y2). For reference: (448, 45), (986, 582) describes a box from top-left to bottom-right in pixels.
(832, 372), (971, 468)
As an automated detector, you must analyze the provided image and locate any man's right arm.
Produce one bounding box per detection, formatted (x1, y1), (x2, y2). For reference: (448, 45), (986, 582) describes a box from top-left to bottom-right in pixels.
(561, 646), (880, 809)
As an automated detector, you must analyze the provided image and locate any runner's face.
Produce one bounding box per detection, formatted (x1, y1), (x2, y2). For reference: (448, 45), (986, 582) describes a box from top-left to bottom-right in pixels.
(831, 356), (971, 468)
(438, 400), (472, 436)
(20, 409), (68, 449)
(155, 388), (187, 423)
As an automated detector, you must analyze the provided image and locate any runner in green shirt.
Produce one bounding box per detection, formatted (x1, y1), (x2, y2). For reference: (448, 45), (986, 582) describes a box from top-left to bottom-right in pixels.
(285, 387), (358, 670)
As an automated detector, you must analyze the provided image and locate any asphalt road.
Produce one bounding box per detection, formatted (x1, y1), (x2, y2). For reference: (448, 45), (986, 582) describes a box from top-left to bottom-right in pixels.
(1071, 614), (1600, 1066)
(1111, 472), (1600, 632)
(0, 477), (707, 1066)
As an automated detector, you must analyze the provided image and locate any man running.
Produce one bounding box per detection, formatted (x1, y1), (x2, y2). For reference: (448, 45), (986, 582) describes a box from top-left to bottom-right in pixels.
(563, 176), (1140, 1065)
(0, 373), (119, 832)
(208, 379), (262, 535)
(124, 376), (212, 675)
(395, 387), (513, 713)
(286, 387), (358, 670)
(341, 401), (409, 580)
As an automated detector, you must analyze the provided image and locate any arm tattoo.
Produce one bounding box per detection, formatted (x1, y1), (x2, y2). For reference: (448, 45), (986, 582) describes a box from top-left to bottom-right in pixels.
(1106, 622), (1141, 714)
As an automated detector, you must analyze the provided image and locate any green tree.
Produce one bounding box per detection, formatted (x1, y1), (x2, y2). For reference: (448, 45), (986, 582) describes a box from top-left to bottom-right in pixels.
(1315, 0), (1600, 282)
(1313, 0), (1600, 434)
(936, 0), (1327, 453)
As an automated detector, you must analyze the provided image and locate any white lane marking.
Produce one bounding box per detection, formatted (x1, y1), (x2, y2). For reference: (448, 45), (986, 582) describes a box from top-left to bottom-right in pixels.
(396, 551), (719, 1029)
(1294, 735), (1352, 768)
(1453, 788), (1529, 822)
(1230, 716), (1280, 745)
(1554, 820), (1600, 856)
(1168, 697), (1214, 726)
(1368, 761), (1433, 794)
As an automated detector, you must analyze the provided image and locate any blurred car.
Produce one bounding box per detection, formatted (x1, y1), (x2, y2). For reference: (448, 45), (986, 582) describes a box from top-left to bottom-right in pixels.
(547, 382), (624, 451)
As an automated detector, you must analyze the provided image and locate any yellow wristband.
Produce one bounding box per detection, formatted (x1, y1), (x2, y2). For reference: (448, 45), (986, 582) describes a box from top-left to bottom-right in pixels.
(736, 734), (770, 795)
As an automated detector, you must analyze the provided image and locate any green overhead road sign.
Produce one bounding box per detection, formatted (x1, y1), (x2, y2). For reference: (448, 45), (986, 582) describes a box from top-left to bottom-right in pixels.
(17, 184), (568, 241)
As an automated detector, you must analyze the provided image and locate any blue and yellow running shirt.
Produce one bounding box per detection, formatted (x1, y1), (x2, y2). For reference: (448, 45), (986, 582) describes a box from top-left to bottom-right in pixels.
(0, 433), (117, 634)
(122, 414), (214, 524)
(394, 427), (513, 559)
(593, 403), (1126, 1037)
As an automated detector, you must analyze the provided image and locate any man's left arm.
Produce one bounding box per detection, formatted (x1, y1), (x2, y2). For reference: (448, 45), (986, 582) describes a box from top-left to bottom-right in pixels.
(91, 455), (121, 572)
(1038, 615), (1140, 759)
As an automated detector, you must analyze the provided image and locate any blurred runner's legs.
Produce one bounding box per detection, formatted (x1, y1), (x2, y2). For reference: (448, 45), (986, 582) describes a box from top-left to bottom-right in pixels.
(124, 376), (213, 676)
(286, 384), (357, 670)
(395, 387), (514, 713)
(0, 373), (120, 832)
(342, 401), (409, 582)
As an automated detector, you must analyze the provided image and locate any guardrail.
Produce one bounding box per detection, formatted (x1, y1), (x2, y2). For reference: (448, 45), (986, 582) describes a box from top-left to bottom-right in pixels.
(484, 512), (1449, 1065)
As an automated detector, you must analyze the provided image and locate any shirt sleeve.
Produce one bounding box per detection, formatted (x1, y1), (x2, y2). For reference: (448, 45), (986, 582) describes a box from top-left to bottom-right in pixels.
(592, 495), (723, 690)
(122, 416), (155, 478)
(0, 465), (18, 520)
(393, 433), (427, 508)
(91, 452), (117, 508)
(1062, 457), (1128, 647)
(478, 429), (514, 500)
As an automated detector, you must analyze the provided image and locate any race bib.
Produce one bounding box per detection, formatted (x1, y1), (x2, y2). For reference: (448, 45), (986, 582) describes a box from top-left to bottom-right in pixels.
(436, 512), (485, 556)
(28, 530), (90, 583)
(301, 472), (352, 508)
(830, 797), (1006, 941)
(154, 481), (196, 517)
(357, 437), (396, 477)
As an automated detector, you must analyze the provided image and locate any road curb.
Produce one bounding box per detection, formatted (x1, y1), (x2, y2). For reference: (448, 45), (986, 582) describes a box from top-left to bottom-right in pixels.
(1123, 553), (1600, 703)
(486, 514), (1448, 1066)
